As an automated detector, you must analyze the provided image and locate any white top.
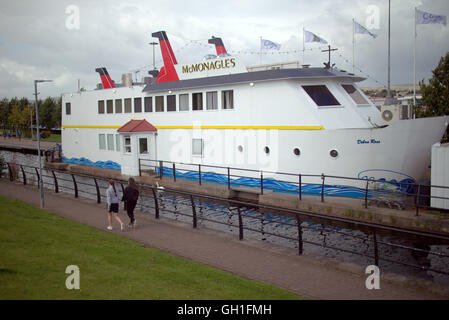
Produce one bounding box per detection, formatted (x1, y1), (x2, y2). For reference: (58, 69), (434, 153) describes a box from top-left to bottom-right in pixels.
(106, 185), (119, 206)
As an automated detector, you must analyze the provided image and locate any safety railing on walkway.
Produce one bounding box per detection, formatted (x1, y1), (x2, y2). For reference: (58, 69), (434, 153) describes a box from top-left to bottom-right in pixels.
(139, 158), (449, 216)
(3, 162), (449, 278)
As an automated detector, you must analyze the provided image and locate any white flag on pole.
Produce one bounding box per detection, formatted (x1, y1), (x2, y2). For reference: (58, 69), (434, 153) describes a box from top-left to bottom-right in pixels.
(354, 20), (377, 38)
(304, 30), (328, 44)
(260, 39), (281, 50)
(416, 8), (447, 26)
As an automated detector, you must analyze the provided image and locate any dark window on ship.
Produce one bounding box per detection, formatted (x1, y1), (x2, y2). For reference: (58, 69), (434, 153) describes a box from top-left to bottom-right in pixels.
(134, 97), (142, 112)
(179, 94), (189, 111)
(106, 99), (113, 114)
(98, 100), (105, 114)
(115, 99), (122, 113)
(192, 93), (203, 111)
(124, 136), (131, 153)
(65, 102), (71, 115)
(144, 97), (152, 112)
(342, 84), (369, 105)
(167, 95), (176, 112)
(222, 90), (234, 109)
(124, 98), (132, 113)
(206, 91), (218, 110)
(302, 85), (340, 107)
(156, 96), (164, 112)
(139, 138), (148, 154)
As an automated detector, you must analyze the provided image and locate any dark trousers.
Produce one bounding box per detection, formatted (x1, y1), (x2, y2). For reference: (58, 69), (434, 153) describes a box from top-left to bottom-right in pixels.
(126, 200), (137, 223)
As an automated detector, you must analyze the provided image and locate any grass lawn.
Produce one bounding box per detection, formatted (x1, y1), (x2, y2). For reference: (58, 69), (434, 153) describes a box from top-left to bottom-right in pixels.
(0, 195), (303, 300)
(42, 133), (61, 142)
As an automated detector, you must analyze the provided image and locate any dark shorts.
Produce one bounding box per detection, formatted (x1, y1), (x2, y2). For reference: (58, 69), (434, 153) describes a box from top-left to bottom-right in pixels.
(109, 203), (119, 213)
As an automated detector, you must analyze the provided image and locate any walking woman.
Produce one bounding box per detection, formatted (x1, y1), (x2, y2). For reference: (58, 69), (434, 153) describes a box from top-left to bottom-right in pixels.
(106, 179), (124, 231)
(122, 177), (139, 228)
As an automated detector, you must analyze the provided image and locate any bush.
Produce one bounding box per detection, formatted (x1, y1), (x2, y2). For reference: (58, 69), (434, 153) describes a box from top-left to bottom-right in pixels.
(0, 155), (5, 178)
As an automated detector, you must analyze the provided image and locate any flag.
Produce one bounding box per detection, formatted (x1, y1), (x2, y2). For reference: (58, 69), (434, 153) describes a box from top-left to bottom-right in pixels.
(260, 39), (281, 50)
(304, 30), (327, 44)
(416, 8), (447, 26)
(354, 20), (377, 38)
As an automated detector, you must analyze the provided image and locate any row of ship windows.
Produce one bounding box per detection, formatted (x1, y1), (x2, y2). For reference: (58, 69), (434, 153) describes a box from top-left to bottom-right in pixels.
(66, 90), (234, 116)
(98, 134), (340, 159)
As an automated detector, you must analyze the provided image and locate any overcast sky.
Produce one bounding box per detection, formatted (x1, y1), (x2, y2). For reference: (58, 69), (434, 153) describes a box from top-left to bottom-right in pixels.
(0, 0), (448, 99)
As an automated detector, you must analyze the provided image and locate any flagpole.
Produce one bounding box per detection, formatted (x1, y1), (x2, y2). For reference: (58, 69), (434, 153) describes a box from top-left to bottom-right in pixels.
(413, 7), (417, 114)
(302, 27), (305, 64)
(352, 18), (355, 73)
(386, 0), (392, 105)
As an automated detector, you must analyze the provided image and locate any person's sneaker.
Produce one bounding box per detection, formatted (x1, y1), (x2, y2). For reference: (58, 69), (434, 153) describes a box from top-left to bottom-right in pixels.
(128, 223), (133, 228)
(120, 223), (124, 231)
(107, 226), (113, 231)
(133, 220), (137, 228)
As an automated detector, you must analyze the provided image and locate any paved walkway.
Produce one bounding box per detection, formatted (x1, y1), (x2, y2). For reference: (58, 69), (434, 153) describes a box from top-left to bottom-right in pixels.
(0, 179), (446, 300)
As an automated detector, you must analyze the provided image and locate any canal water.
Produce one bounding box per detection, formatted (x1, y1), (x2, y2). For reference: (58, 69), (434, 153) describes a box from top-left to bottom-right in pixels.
(2, 150), (449, 286)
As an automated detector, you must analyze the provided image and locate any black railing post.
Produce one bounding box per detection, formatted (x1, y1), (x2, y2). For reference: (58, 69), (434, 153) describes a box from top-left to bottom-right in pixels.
(71, 174), (78, 198)
(94, 178), (101, 203)
(173, 163), (176, 182)
(151, 188), (160, 219)
(7, 163), (13, 181)
(260, 171), (264, 195)
(190, 195), (197, 229)
(227, 167), (231, 190)
(35, 168), (40, 188)
(52, 170), (58, 193)
(373, 230), (379, 266)
(415, 184), (421, 217)
(296, 214), (303, 256)
(321, 173), (325, 203)
(298, 174), (302, 201)
(159, 161), (163, 179)
(365, 180), (369, 209)
(20, 165), (26, 185)
(138, 158), (142, 177)
(198, 164), (202, 185)
(237, 207), (244, 240)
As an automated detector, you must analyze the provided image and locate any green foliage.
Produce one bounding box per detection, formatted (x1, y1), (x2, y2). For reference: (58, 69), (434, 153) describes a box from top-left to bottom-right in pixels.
(418, 52), (449, 117)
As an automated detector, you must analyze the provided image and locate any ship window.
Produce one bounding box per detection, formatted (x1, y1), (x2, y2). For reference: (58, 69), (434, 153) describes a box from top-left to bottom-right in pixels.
(107, 134), (114, 151)
(107, 99), (113, 114)
(124, 98), (132, 113)
(115, 134), (120, 152)
(124, 136), (131, 153)
(115, 99), (122, 113)
(134, 97), (142, 113)
(167, 95), (176, 112)
(144, 97), (152, 112)
(65, 102), (71, 115)
(264, 146), (270, 154)
(222, 90), (234, 109)
(206, 91), (218, 110)
(98, 100), (105, 114)
(99, 134), (106, 150)
(342, 84), (369, 105)
(294, 148), (301, 156)
(192, 93), (203, 111)
(302, 85), (340, 106)
(179, 94), (189, 111)
(192, 138), (203, 156)
(139, 138), (148, 154)
(156, 96), (164, 112)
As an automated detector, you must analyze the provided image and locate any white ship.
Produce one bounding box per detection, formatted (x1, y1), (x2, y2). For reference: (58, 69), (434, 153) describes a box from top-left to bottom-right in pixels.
(61, 31), (448, 194)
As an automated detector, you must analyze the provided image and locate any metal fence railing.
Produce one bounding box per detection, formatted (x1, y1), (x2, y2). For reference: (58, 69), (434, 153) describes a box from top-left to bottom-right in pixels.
(3, 162), (449, 278)
(138, 158), (449, 216)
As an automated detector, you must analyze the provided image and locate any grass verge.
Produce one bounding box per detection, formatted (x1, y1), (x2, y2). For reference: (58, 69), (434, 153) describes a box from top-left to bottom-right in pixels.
(0, 195), (303, 300)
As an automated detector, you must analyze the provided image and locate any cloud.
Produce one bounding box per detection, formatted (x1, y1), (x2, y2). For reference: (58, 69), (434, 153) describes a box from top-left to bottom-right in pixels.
(0, 0), (448, 99)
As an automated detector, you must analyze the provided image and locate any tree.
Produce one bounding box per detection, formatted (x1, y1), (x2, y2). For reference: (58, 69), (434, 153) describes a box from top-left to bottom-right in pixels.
(418, 52), (449, 117)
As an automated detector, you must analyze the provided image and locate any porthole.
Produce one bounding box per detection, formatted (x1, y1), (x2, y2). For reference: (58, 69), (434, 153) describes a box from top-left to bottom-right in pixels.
(264, 146), (270, 154)
(293, 148), (301, 156)
(237, 145), (243, 152)
(330, 149), (339, 158)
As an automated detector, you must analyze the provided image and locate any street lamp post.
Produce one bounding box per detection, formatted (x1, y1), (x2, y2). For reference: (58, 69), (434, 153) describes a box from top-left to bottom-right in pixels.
(34, 79), (53, 208)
